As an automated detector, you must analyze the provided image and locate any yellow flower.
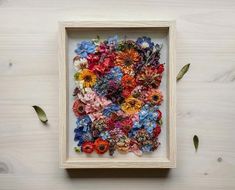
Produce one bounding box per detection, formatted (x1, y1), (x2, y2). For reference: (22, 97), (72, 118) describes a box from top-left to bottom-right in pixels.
(121, 97), (142, 115)
(77, 69), (97, 88)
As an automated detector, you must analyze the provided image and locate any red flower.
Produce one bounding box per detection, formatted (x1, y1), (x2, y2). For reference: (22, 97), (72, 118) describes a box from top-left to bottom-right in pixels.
(87, 54), (100, 64)
(157, 110), (162, 120)
(82, 142), (94, 154)
(157, 64), (164, 74)
(136, 66), (163, 89)
(120, 118), (133, 133)
(94, 138), (109, 154)
(153, 125), (161, 138)
(122, 88), (132, 98)
(88, 52), (116, 75)
(97, 42), (109, 53)
(72, 99), (86, 117)
(121, 75), (137, 90)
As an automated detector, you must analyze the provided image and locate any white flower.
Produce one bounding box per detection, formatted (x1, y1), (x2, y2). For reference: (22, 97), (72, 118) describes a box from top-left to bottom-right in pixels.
(73, 56), (88, 71)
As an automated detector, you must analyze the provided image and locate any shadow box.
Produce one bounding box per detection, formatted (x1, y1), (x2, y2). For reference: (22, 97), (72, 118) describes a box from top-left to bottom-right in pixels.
(59, 21), (176, 168)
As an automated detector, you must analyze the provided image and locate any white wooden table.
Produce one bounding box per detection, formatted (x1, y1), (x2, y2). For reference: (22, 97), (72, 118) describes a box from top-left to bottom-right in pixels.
(0, 0), (235, 189)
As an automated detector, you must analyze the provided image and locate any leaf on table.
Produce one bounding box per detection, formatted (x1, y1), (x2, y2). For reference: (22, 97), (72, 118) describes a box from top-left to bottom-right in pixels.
(176, 63), (190, 81)
(193, 135), (199, 152)
(32, 105), (48, 124)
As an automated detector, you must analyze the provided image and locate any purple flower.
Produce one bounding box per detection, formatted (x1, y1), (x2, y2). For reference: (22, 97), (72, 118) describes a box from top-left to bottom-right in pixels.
(107, 35), (118, 47)
(136, 36), (154, 50)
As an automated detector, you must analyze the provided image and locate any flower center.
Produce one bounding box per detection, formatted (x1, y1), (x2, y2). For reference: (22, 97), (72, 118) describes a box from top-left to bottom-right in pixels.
(129, 100), (136, 106)
(141, 42), (149, 49)
(152, 95), (159, 101)
(84, 75), (92, 82)
(124, 58), (132, 66)
(99, 144), (105, 151)
(78, 105), (84, 113)
(85, 146), (91, 150)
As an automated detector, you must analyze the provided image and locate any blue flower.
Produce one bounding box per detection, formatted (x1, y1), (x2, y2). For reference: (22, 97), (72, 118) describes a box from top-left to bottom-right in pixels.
(141, 144), (153, 152)
(100, 131), (110, 140)
(75, 115), (92, 133)
(130, 104), (159, 135)
(103, 103), (120, 116)
(74, 115), (92, 145)
(107, 35), (118, 47)
(139, 104), (158, 121)
(74, 133), (83, 146)
(75, 41), (96, 58)
(136, 36), (154, 50)
(93, 76), (109, 96)
(106, 66), (123, 81)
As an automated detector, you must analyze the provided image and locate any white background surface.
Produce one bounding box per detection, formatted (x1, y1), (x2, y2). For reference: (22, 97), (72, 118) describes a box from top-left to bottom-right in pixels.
(0, 0), (235, 189)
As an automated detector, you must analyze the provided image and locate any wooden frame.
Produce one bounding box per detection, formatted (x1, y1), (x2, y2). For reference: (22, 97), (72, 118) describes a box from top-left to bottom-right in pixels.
(59, 21), (176, 168)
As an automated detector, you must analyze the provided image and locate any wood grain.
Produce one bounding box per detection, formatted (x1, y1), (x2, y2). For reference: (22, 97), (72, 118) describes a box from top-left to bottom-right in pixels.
(0, 0), (235, 189)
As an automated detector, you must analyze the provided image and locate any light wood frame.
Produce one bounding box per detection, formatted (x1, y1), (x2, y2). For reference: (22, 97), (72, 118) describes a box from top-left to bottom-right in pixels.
(59, 21), (176, 168)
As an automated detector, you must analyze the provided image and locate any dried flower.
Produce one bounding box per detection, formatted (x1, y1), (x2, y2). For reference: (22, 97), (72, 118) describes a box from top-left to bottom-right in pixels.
(94, 138), (109, 154)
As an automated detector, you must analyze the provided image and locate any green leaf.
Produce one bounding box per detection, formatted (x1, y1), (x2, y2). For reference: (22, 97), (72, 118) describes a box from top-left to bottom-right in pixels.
(32, 105), (48, 124)
(193, 135), (199, 152)
(74, 147), (81, 153)
(176, 63), (190, 81)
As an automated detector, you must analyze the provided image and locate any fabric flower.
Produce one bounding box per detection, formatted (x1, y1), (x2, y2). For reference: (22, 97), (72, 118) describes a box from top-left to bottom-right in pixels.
(77, 69), (97, 88)
(131, 104), (159, 135)
(122, 88), (132, 98)
(106, 66), (123, 81)
(75, 115), (92, 133)
(153, 125), (161, 138)
(157, 110), (162, 120)
(120, 117), (133, 134)
(107, 35), (118, 47)
(94, 138), (109, 154)
(105, 80), (124, 104)
(75, 41), (96, 58)
(73, 56), (88, 71)
(103, 104), (120, 117)
(121, 97), (142, 115)
(145, 89), (163, 105)
(88, 51), (116, 76)
(82, 142), (94, 154)
(72, 99), (86, 117)
(157, 64), (164, 74)
(136, 36), (154, 50)
(115, 49), (140, 74)
(116, 136), (130, 152)
(100, 131), (110, 140)
(121, 75), (137, 90)
(136, 66), (163, 89)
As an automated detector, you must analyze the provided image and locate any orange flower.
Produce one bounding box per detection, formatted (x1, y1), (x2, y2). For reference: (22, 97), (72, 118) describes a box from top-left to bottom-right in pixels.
(146, 89), (163, 105)
(121, 75), (137, 90)
(94, 138), (109, 154)
(82, 142), (94, 154)
(115, 49), (140, 74)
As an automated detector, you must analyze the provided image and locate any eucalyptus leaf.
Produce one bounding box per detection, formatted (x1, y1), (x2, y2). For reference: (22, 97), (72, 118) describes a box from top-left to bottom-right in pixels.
(193, 135), (199, 152)
(176, 63), (190, 81)
(32, 105), (48, 124)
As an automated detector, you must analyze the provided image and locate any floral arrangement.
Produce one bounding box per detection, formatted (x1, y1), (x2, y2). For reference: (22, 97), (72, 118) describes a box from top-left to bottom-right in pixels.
(72, 35), (165, 156)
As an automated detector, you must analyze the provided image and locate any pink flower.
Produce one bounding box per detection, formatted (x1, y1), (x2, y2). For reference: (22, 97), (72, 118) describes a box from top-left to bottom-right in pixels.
(132, 113), (139, 123)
